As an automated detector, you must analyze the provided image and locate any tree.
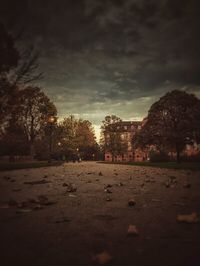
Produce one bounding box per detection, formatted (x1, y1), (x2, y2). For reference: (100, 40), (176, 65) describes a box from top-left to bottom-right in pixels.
(101, 115), (128, 161)
(0, 22), (19, 73)
(100, 115), (122, 147)
(134, 90), (200, 162)
(0, 22), (19, 126)
(12, 86), (57, 158)
(0, 117), (29, 158)
(0, 22), (43, 129)
(51, 116), (98, 160)
(105, 130), (128, 162)
(11, 46), (43, 85)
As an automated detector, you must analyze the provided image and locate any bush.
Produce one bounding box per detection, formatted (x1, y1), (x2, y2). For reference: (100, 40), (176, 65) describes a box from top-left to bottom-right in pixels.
(149, 150), (170, 162)
(181, 152), (200, 162)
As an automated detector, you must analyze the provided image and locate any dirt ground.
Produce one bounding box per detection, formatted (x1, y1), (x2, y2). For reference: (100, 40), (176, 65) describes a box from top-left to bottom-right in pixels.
(0, 161), (200, 266)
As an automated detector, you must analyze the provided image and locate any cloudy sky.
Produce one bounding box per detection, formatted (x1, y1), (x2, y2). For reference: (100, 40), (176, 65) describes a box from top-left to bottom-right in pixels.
(1, 0), (200, 139)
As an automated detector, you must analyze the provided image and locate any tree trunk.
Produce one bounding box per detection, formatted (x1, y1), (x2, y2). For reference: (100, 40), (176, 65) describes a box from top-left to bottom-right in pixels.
(176, 144), (181, 163)
(30, 142), (35, 160)
(112, 154), (114, 162)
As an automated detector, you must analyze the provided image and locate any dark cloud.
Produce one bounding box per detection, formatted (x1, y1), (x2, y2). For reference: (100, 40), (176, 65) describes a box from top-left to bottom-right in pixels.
(1, 0), (200, 138)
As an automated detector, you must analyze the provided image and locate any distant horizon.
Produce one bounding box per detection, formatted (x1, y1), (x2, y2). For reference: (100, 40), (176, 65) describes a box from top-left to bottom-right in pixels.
(54, 89), (200, 142)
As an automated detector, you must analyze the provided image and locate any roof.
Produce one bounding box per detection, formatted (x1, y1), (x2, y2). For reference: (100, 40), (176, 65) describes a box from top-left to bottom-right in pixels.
(105, 121), (142, 132)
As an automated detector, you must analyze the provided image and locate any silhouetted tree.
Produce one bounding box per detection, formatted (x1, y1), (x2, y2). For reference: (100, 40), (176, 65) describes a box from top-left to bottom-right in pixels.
(12, 86), (57, 158)
(0, 22), (43, 129)
(134, 90), (200, 162)
(0, 117), (29, 157)
(0, 22), (19, 73)
(0, 22), (19, 126)
(51, 115), (97, 160)
(101, 115), (128, 161)
(100, 115), (122, 147)
(11, 46), (43, 85)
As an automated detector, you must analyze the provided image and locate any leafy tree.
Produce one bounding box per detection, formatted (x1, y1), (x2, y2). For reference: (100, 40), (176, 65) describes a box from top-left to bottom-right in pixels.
(100, 115), (122, 147)
(134, 90), (200, 162)
(0, 118), (29, 157)
(101, 115), (122, 131)
(101, 115), (128, 161)
(12, 86), (57, 158)
(51, 115), (98, 160)
(105, 130), (128, 162)
(0, 22), (43, 128)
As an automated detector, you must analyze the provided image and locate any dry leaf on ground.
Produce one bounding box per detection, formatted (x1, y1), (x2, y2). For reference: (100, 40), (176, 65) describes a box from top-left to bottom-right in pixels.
(176, 212), (199, 223)
(93, 251), (112, 265)
(127, 225), (139, 236)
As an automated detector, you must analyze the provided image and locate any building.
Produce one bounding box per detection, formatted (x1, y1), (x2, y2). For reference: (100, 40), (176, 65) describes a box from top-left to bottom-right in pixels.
(104, 121), (147, 162)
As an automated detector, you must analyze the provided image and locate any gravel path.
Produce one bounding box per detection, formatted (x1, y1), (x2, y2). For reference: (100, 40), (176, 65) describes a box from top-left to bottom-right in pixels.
(0, 161), (200, 266)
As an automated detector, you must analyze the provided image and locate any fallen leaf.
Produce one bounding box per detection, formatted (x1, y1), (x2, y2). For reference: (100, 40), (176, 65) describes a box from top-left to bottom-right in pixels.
(127, 225), (139, 236)
(106, 197), (112, 202)
(12, 188), (22, 192)
(173, 202), (185, 207)
(93, 251), (112, 265)
(54, 217), (70, 223)
(105, 184), (112, 188)
(64, 183), (77, 192)
(151, 199), (161, 202)
(33, 205), (43, 210)
(183, 183), (191, 188)
(176, 212), (199, 223)
(165, 181), (170, 188)
(16, 209), (32, 214)
(68, 194), (77, 197)
(104, 189), (112, 193)
(128, 199), (136, 207)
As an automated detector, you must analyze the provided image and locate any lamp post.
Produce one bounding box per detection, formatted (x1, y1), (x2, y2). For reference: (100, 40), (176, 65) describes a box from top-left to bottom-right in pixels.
(76, 147), (79, 162)
(48, 116), (56, 163)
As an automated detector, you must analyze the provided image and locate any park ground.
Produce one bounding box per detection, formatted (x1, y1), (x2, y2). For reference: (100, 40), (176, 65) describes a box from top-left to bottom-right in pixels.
(0, 161), (200, 266)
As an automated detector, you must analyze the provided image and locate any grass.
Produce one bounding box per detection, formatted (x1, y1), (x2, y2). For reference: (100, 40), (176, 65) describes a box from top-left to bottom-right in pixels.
(98, 161), (200, 171)
(0, 161), (63, 171)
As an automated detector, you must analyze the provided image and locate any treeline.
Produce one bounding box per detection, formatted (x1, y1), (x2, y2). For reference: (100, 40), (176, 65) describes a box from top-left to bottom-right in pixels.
(0, 22), (98, 161)
(35, 115), (99, 161)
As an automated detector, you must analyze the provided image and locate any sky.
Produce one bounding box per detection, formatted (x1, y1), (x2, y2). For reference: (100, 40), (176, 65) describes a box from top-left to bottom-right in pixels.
(1, 0), (200, 140)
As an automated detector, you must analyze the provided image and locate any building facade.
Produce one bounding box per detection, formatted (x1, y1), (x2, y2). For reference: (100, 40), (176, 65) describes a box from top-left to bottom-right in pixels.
(104, 121), (147, 162)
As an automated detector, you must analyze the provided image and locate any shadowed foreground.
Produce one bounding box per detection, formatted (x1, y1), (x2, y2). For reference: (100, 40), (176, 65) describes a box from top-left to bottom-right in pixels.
(0, 162), (200, 266)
